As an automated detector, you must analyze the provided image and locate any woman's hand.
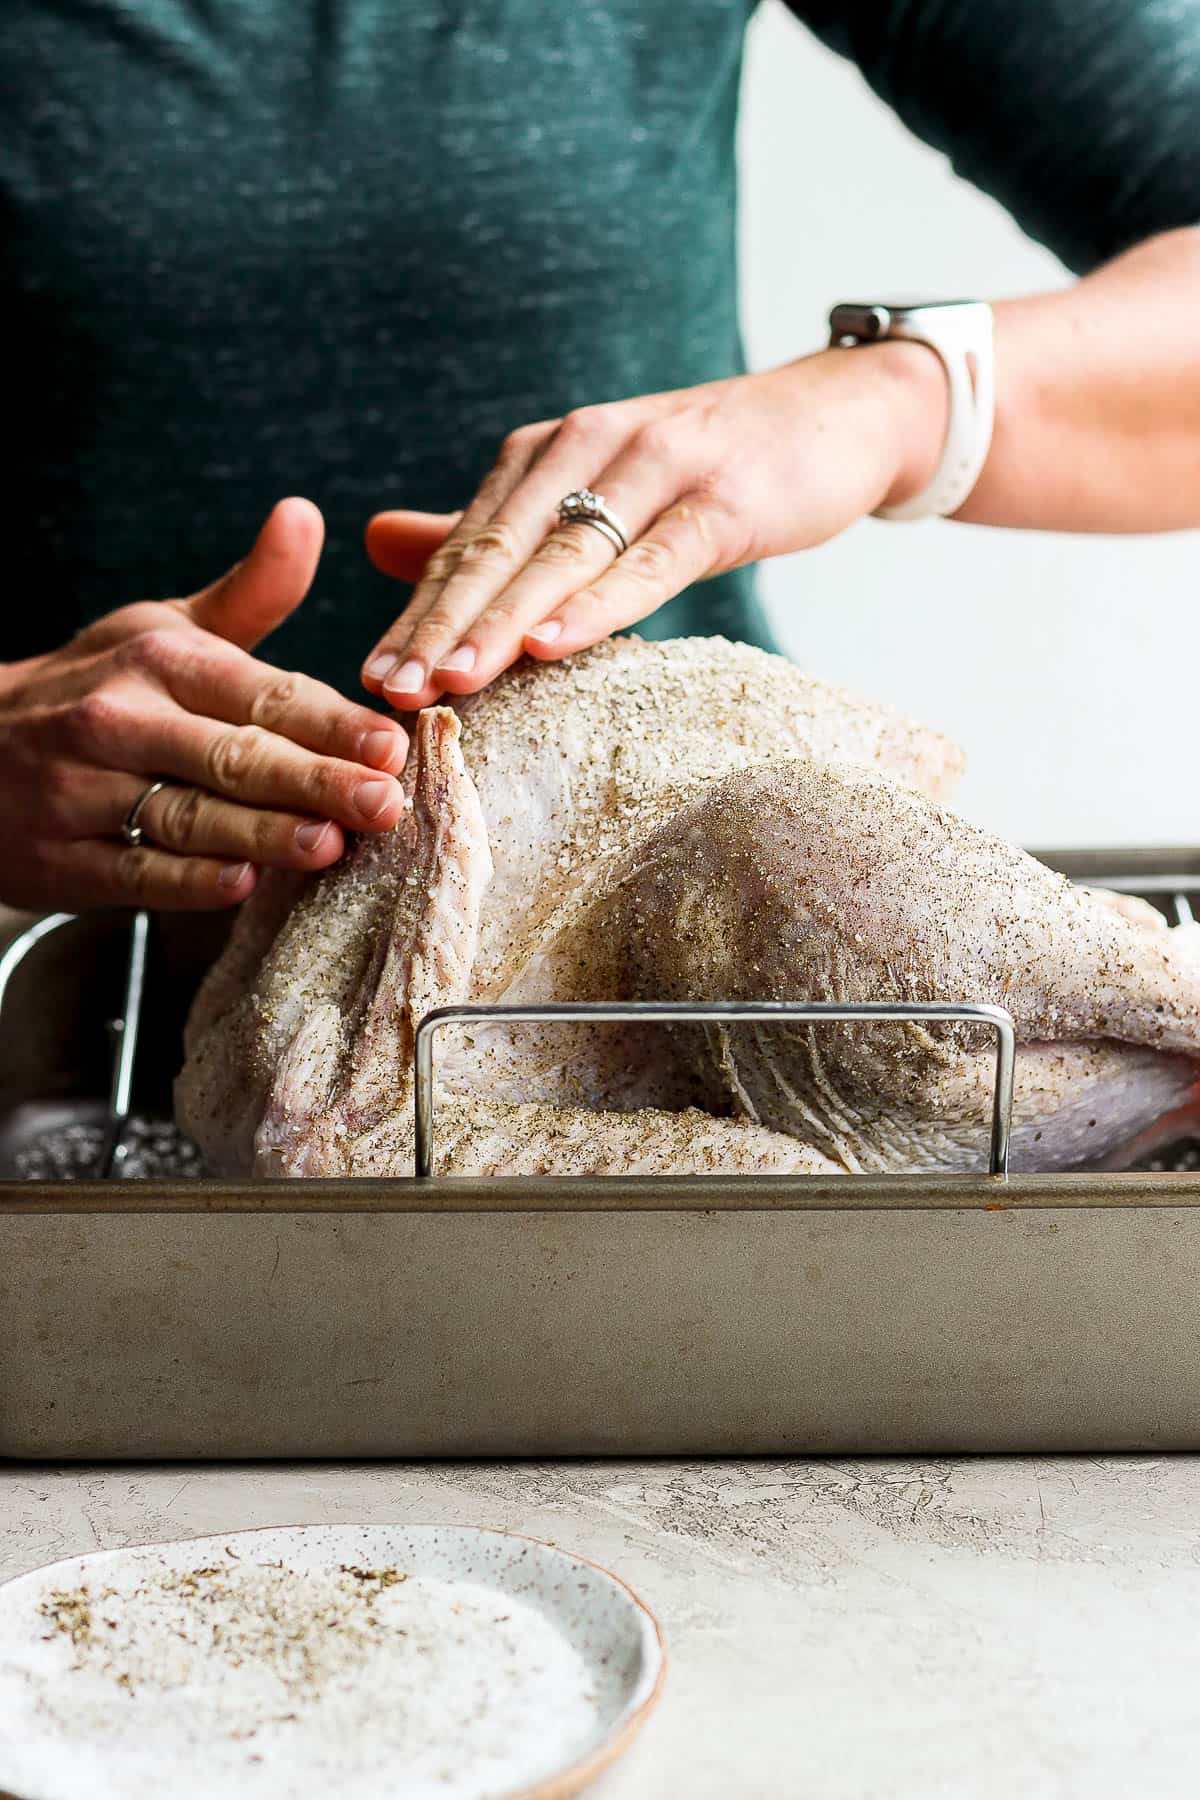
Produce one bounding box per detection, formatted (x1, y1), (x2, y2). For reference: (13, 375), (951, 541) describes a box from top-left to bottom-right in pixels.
(0, 498), (409, 912)
(361, 345), (947, 709)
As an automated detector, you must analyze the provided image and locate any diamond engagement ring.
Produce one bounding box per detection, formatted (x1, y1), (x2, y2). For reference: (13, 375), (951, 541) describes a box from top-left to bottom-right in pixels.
(556, 488), (629, 556)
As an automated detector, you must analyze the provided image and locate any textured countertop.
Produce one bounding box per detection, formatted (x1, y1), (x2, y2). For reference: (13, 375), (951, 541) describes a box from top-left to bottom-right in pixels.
(3, 1457), (1199, 1797)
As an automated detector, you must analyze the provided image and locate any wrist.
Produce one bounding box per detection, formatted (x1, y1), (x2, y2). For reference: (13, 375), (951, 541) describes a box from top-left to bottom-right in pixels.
(871, 339), (951, 511)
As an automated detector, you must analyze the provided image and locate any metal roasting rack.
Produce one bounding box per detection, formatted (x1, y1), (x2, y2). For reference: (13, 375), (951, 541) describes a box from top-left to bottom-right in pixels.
(413, 1001), (1017, 1180)
(0, 909), (152, 1179)
(0, 907), (213, 1181)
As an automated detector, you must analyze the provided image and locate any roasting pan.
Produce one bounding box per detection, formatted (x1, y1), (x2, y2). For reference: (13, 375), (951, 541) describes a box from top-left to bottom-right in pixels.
(3, 847), (1200, 1460)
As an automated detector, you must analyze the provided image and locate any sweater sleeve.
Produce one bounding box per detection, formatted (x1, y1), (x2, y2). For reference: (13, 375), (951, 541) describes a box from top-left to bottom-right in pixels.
(789, 0), (1200, 272)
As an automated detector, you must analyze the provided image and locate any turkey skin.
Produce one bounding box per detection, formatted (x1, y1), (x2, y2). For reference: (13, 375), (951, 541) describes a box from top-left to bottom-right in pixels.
(175, 637), (1200, 1178)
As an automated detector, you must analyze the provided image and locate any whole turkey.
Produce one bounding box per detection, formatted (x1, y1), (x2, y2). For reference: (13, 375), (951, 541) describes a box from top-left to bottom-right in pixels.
(176, 637), (1200, 1178)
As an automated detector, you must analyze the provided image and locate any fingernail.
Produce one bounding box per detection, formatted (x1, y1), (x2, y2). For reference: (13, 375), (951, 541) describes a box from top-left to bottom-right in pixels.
(383, 659), (425, 695)
(218, 861), (253, 888)
(435, 644), (477, 674)
(361, 727), (404, 769)
(296, 821), (332, 853)
(365, 654), (399, 681)
(354, 778), (394, 819)
(526, 620), (563, 645)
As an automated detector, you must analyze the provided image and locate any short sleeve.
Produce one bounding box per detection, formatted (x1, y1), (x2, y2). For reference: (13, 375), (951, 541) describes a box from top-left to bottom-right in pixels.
(790, 0), (1200, 273)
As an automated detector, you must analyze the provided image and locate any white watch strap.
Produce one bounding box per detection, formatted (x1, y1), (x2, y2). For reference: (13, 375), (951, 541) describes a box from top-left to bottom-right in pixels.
(830, 301), (995, 522)
(878, 308), (994, 520)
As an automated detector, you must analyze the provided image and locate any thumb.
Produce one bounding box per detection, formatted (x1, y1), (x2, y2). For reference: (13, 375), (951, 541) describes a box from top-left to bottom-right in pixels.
(183, 497), (325, 650)
(366, 509), (461, 583)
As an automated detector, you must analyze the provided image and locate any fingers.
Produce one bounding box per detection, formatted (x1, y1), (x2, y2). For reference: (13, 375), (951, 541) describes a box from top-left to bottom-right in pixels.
(524, 492), (742, 659)
(369, 415), (631, 702)
(370, 412), (719, 694)
(21, 754), (350, 877)
(114, 776), (348, 873)
(35, 839), (259, 913)
(429, 429), (691, 692)
(361, 422), (557, 708)
(53, 688), (407, 835)
(133, 628), (408, 773)
(417, 521), (625, 694)
(154, 712), (406, 833)
(182, 497), (325, 650)
(365, 510), (462, 582)
(5, 758), (347, 916)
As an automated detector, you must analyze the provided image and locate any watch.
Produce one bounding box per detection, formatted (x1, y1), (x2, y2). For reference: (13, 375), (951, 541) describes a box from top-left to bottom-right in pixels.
(828, 299), (994, 521)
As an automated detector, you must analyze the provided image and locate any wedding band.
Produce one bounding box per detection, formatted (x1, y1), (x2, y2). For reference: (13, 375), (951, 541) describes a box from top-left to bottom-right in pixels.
(121, 779), (169, 848)
(556, 488), (629, 555)
(570, 514), (625, 556)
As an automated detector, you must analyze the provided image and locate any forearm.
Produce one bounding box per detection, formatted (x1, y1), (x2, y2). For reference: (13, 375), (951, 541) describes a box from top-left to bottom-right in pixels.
(953, 228), (1200, 533)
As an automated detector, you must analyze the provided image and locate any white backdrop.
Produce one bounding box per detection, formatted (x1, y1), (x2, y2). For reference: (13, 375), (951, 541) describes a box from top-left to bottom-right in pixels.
(738, 2), (1198, 848)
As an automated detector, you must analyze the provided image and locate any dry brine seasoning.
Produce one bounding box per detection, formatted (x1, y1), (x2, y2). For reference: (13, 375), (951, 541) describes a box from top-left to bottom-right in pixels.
(0, 1525), (664, 1800)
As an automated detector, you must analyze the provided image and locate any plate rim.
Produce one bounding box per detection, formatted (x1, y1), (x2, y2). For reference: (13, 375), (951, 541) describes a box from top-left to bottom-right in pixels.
(0, 1519), (668, 1800)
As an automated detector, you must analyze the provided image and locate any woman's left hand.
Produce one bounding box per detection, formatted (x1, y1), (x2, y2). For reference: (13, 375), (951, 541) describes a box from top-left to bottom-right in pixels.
(361, 346), (946, 709)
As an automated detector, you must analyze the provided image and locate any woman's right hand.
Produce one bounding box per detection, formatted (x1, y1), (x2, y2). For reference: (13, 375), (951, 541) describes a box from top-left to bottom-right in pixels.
(0, 498), (410, 912)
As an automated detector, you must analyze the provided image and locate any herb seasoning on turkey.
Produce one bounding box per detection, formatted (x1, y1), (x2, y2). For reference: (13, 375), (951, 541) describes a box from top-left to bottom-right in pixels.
(176, 637), (1200, 1177)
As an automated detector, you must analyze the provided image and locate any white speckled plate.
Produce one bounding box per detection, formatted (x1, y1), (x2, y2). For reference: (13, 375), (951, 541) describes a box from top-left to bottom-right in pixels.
(0, 1523), (665, 1800)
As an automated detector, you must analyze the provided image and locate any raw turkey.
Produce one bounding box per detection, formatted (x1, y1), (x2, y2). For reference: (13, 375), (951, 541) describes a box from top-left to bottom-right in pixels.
(175, 636), (1200, 1178)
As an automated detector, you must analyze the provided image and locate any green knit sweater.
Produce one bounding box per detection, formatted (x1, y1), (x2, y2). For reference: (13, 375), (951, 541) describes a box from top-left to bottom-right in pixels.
(4, 1), (1199, 698)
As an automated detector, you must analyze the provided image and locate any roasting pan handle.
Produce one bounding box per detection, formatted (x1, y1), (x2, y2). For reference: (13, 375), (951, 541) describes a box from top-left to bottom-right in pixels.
(413, 1000), (1017, 1181)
